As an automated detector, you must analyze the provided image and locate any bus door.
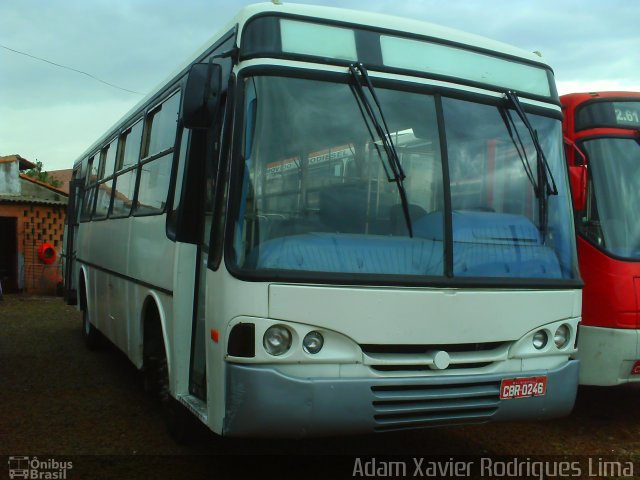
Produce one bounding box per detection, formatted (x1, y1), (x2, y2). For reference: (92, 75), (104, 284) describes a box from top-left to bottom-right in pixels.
(64, 170), (82, 305)
(179, 57), (231, 404)
(189, 164), (216, 401)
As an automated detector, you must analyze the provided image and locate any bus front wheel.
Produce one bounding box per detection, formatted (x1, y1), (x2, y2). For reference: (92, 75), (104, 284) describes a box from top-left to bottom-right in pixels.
(82, 307), (102, 350)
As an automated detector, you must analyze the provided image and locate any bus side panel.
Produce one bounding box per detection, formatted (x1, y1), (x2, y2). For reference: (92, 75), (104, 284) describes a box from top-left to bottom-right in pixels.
(127, 216), (174, 293)
(80, 218), (132, 351)
(126, 215), (175, 368)
(578, 237), (640, 329)
(76, 214), (176, 368)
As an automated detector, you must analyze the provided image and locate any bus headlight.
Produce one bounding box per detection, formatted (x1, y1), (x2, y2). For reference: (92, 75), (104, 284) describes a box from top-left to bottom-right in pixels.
(533, 330), (547, 350)
(303, 331), (324, 354)
(263, 325), (292, 356)
(554, 324), (570, 349)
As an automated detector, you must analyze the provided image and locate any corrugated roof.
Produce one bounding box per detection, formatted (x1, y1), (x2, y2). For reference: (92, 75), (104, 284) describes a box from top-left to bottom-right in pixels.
(0, 194), (67, 206)
(0, 175), (68, 206)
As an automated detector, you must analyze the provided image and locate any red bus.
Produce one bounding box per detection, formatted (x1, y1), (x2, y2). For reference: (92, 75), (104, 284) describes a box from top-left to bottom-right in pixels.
(561, 91), (640, 385)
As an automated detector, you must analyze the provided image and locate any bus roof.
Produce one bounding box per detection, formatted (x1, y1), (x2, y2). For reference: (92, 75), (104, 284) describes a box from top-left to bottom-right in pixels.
(561, 91), (640, 110)
(236, 3), (549, 65)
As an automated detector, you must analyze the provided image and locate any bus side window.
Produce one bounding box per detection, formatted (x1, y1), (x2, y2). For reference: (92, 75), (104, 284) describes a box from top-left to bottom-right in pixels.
(79, 155), (99, 222)
(166, 129), (189, 236)
(85, 155), (96, 187)
(94, 138), (118, 220)
(118, 120), (144, 171)
(134, 92), (181, 216)
(111, 120), (143, 218)
(80, 186), (97, 222)
(99, 139), (118, 180)
(93, 180), (114, 220)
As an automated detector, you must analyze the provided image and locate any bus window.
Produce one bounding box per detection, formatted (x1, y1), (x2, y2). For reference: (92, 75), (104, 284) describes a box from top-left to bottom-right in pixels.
(79, 156), (89, 182)
(234, 75), (444, 270)
(94, 139), (118, 219)
(445, 99), (540, 219)
(167, 130), (189, 233)
(144, 92), (181, 157)
(99, 138), (118, 180)
(79, 186), (96, 222)
(579, 137), (640, 257)
(111, 170), (136, 218)
(93, 180), (113, 220)
(85, 155), (97, 186)
(134, 92), (181, 215)
(135, 157), (173, 214)
(117, 120), (143, 172)
(110, 120), (143, 218)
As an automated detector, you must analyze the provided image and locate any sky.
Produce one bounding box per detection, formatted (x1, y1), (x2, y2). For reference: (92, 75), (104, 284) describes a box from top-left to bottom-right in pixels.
(1, 0), (639, 172)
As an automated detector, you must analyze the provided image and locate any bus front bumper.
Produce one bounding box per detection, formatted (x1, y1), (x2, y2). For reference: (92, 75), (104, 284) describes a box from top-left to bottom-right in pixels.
(223, 360), (579, 438)
(575, 325), (640, 386)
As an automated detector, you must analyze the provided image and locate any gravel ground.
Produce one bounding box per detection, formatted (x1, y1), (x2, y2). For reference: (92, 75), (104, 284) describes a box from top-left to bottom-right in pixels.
(1, 295), (639, 479)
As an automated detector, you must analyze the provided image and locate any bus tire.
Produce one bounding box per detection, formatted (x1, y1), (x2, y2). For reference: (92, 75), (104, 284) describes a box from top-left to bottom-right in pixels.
(82, 307), (103, 350)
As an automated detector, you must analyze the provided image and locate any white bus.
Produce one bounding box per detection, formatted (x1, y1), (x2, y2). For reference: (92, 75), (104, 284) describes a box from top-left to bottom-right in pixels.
(64, 2), (582, 440)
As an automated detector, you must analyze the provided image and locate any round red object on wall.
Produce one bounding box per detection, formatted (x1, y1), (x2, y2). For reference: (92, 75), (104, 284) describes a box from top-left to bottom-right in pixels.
(38, 243), (57, 265)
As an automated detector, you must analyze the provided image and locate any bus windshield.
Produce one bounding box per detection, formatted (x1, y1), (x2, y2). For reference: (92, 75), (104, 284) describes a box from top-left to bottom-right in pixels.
(579, 137), (640, 259)
(231, 75), (577, 281)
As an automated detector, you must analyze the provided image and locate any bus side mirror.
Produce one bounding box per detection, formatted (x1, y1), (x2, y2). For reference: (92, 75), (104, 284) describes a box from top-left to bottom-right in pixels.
(568, 165), (587, 211)
(182, 63), (222, 129)
(564, 137), (588, 211)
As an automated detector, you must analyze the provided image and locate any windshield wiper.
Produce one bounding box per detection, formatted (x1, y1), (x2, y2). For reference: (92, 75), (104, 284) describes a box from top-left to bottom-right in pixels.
(503, 90), (558, 239)
(498, 106), (538, 194)
(348, 62), (413, 237)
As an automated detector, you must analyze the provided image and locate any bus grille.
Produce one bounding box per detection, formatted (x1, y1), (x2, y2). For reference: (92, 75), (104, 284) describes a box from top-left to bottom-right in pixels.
(371, 381), (500, 431)
(361, 342), (509, 373)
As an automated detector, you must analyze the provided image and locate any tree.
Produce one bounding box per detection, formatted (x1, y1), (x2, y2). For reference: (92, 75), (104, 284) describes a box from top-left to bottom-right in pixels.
(24, 160), (63, 188)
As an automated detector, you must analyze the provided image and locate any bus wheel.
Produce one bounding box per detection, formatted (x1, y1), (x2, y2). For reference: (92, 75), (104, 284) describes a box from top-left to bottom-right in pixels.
(82, 307), (102, 350)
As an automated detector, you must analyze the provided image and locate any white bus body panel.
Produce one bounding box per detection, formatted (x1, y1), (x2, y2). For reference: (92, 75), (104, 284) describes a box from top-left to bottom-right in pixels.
(77, 215), (175, 367)
(270, 286), (580, 345)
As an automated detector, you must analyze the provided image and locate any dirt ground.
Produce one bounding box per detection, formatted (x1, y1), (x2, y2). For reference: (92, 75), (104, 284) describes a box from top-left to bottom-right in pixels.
(1, 295), (639, 479)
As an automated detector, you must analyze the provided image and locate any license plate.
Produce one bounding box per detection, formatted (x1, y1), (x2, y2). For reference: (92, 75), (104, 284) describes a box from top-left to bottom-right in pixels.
(500, 376), (547, 399)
